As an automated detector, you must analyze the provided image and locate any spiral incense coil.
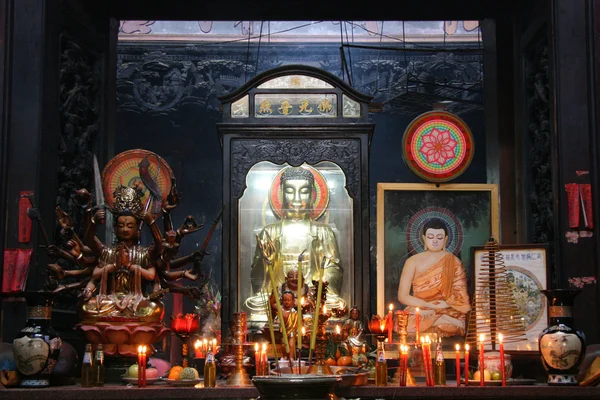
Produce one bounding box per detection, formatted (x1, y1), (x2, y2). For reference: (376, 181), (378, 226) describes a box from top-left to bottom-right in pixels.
(465, 238), (528, 348)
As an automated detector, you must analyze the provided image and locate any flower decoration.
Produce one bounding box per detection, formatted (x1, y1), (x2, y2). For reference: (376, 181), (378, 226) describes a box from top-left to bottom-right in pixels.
(171, 313), (200, 334)
(368, 315), (388, 335)
(568, 276), (597, 289)
(419, 128), (458, 166)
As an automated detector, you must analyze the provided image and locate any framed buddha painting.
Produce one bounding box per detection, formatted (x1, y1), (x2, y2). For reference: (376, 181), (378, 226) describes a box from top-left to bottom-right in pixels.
(376, 183), (499, 341)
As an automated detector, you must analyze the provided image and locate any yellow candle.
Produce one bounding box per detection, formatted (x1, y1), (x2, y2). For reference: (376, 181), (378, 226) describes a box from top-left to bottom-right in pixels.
(310, 257), (326, 351)
(297, 250), (305, 355)
(265, 259), (290, 354)
(479, 334), (485, 387)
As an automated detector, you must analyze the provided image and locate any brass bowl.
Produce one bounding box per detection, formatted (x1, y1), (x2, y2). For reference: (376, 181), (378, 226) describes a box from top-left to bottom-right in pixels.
(252, 374), (342, 400)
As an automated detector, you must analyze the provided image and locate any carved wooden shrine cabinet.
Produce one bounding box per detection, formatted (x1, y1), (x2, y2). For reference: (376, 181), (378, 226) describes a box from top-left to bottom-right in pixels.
(217, 65), (374, 333)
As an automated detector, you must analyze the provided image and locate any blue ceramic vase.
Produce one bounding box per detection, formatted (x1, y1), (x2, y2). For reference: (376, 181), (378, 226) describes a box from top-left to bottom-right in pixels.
(12, 292), (62, 387)
(538, 289), (586, 385)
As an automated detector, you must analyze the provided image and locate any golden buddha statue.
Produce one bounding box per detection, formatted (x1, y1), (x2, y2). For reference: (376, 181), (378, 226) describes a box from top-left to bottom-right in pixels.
(245, 166), (345, 318)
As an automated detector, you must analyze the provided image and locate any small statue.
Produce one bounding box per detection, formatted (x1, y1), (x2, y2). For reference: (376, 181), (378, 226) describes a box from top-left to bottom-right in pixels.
(342, 306), (367, 353)
(276, 290), (298, 360)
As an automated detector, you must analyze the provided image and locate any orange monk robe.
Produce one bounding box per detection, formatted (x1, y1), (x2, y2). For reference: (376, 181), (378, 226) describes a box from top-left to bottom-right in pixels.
(404, 253), (471, 337)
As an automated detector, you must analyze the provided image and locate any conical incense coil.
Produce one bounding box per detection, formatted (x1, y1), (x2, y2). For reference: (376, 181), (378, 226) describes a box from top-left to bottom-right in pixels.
(466, 238), (528, 349)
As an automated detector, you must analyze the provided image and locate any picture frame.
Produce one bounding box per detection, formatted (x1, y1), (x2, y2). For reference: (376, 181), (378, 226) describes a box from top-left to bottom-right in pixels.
(470, 244), (550, 353)
(376, 183), (499, 322)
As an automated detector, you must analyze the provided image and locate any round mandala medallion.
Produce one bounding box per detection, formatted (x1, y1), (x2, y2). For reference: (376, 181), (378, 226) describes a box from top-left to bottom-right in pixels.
(402, 111), (474, 182)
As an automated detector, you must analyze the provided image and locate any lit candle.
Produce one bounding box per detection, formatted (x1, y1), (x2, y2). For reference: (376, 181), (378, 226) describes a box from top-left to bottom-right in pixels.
(464, 344), (470, 386)
(261, 342), (268, 375)
(387, 304), (394, 343)
(479, 334), (485, 387)
(399, 344), (408, 387)
(194, 339), (203, 358)
(427, 336), (434, 386)
(137, 345), (143, 387)
(335, 324), (341, 340)
(213, 338), (218, 354)
(499, 333), (506, 387)
(421, 336), (433, 386)
(255, 343), (260, 376)
(141, 345), (147, 387)
(415, 307), (420, 343)
(455, 344), (461, 387)
(203, 338), (208, 354)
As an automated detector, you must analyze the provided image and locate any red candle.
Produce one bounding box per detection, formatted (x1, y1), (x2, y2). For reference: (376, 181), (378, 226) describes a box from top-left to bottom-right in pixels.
(455, 344), (461, 387)
(194, 339), (203, 358)
(261, 343), (268, 375)
(255, 343), (260, 376)
(464, 344), (470, 386)
(137, 345), (143, 387)
(141, 345), (147, 387)
(421, 336), (433, 386)
(499, 333), (506, 387)
(399, 345), (408, 386)
(479, 334), (485, 387)
(415, 307), (420, 343)
(387, 304), (394, 343)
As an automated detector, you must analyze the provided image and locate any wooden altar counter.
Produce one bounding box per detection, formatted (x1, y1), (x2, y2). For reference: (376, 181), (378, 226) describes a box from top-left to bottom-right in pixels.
(1, 383), (599, 400)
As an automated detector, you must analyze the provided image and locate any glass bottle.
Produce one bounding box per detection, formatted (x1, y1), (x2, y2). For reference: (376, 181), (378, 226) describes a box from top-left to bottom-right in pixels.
(434, 339), (446, 385)
(81, 343), (94, 387)
(375, 338), (387, 386)
(204, 344), (216, 387)
(94, 344), (105, 386)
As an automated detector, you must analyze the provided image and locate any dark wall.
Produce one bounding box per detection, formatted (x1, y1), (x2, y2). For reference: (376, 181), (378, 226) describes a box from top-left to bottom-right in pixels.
(115, 41), (486, 317)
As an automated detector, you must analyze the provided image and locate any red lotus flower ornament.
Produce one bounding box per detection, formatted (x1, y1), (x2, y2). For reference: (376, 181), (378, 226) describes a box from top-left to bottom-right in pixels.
(419, 127), (458, 166)
(171, 313), (200, 335)
(368, 315), (388, 335)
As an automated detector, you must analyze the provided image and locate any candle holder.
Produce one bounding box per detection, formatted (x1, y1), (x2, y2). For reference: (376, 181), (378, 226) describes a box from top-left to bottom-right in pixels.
(171, 313), (200, 368)
(393, 310), (416, 386)
(308, 309), (333, 375)
(226, 312), (252, 387)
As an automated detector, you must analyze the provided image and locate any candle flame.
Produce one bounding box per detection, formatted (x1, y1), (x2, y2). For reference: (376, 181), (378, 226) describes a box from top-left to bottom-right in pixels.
(389, 303), (394, 311)
(138, 345), (143, 354)
(302, 326), (306, 335)
(479, 333), (485, 343)
(455, 343), (460, 351)
(323, 304), (327, 313)
(194, 340), (201, 349)
(262, 342), (267, 352)
(301, 296), (305, 305)
(498, 333), (503, 343)
(420, 336), (425, 344)
(465, 344), (470, 351)
(255, 342), (259, 352)
(416, 307), (419, 312)
(336, 325), (340, 334)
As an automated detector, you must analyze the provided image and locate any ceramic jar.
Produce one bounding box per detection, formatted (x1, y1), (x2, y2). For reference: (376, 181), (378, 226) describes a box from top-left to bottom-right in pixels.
(12, 292), (62, 387)
(539, 289), (586, 385)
